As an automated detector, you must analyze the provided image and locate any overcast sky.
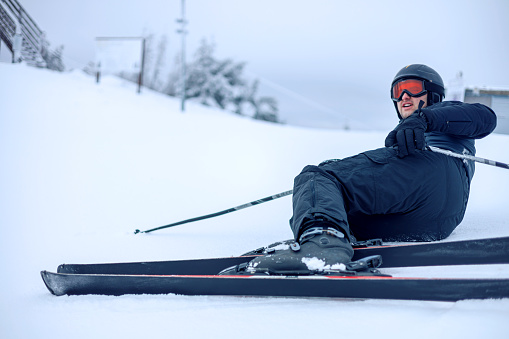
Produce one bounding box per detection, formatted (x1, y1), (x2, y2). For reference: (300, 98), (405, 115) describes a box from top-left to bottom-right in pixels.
(5, 0), (509, 130)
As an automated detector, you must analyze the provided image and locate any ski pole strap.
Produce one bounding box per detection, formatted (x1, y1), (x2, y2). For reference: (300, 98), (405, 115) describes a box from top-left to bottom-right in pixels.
(427, 146), (509, 170)
(134, 190), (293, 234)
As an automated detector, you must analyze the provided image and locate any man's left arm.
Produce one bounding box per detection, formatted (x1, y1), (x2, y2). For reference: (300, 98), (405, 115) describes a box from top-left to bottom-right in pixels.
(422, 101), (497, 139)
(385, 101), (497, 157)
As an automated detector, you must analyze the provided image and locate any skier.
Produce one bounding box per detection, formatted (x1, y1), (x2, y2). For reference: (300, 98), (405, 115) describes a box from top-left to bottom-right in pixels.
(248, 64), (497, 273)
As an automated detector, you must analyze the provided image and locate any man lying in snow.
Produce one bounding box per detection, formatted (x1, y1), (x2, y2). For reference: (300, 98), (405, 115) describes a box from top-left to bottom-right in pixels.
(247, 64), (497, 273)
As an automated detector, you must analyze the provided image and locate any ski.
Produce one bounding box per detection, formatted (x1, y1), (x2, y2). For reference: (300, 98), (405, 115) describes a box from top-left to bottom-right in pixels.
(40, 270), (509, 301)
(57, 255), (256, 276)
(55, 236), (509, 276)
(42, 236), (509, 300)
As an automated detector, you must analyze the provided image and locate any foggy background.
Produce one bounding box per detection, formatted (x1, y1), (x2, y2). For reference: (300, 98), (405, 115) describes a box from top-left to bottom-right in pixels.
(3, 0), (508, 131)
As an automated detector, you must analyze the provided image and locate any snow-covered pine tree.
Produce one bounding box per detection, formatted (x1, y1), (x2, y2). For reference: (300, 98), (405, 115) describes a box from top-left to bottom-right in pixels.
(254, 96), (279, 123)
(180, 39), (280, 123)
(40, 39), (65, 72)
(150, 35), (169, 92)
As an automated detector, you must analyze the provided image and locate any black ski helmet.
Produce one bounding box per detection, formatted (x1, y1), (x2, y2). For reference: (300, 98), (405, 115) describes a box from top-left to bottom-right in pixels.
(391, 64), (445, 118)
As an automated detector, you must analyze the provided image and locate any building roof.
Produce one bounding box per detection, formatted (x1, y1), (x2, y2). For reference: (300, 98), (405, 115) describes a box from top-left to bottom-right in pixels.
(465, 88), (509, 97)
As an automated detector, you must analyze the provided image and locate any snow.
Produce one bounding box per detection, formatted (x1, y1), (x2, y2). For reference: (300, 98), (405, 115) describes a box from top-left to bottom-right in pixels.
(301, 257), (346, 271)
(1, 62), (509, 339)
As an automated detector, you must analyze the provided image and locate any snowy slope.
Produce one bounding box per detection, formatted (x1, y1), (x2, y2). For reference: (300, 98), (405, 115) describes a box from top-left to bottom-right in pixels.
(1, 63), (509, 339)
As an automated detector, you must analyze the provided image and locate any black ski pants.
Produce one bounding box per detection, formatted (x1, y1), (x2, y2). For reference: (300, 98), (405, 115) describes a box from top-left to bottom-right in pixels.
(291, 147), (470, 242)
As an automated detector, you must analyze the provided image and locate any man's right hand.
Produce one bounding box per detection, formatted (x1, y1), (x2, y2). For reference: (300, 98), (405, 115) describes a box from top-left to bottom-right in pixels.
(385, 109), (428, 158)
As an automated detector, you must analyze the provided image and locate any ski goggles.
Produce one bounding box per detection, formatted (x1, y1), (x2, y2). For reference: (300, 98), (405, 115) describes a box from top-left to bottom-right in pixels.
(391, 79), (427, 102)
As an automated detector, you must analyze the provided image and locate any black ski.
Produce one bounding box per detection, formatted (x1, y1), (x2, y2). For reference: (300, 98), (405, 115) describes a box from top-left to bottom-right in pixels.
(58, 255), (256, 276)
(56, 236), (509, 276)
(41, 270), (509, 301)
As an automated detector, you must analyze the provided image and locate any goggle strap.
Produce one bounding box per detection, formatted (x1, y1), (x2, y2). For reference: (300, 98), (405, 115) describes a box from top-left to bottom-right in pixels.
(424, 81), (444, 96)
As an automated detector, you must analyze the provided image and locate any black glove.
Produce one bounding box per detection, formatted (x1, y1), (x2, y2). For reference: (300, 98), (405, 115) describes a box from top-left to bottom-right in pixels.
(385, 105), (429, 158)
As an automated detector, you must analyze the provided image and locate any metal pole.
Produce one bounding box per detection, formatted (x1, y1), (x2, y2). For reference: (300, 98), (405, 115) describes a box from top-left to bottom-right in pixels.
(176, 0), (187, 112)
(133, 147), (507, 234)
(428, 146), (509, 170)
(137, 38), (146, 94)
(134, 190), (293, 234)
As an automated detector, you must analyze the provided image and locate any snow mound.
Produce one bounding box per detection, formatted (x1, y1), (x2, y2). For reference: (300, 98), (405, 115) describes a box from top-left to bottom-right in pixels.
(1, 63), (509, 339)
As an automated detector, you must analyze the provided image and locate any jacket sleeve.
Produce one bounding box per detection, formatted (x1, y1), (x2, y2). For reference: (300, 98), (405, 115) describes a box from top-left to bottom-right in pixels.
(421, 101), (497, 139)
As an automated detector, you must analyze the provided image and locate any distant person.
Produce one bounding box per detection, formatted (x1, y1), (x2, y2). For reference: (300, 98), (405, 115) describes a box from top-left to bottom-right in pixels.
(248, 64), (497, 273)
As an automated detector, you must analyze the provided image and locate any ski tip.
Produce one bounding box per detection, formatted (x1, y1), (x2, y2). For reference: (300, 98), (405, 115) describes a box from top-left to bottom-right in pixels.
(134, 229), (141, 234)
(40, 270), (59, 296)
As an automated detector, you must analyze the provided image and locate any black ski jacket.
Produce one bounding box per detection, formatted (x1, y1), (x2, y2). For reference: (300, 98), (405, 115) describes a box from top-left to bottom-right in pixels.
(422, 101), (497, 180)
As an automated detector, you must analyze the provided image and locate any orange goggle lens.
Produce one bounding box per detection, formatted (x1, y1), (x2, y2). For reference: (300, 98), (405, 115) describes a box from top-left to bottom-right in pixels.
(391, 79), (426, 101)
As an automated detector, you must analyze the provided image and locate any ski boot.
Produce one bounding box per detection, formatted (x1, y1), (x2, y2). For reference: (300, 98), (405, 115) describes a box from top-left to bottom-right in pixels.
(222, 226), (356, 275)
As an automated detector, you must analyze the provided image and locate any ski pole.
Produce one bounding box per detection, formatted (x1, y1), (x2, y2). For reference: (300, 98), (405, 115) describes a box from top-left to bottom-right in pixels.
(134, 190), (293, 234)
(428, 146), (509, 170)
(135, 148), (506, 234)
